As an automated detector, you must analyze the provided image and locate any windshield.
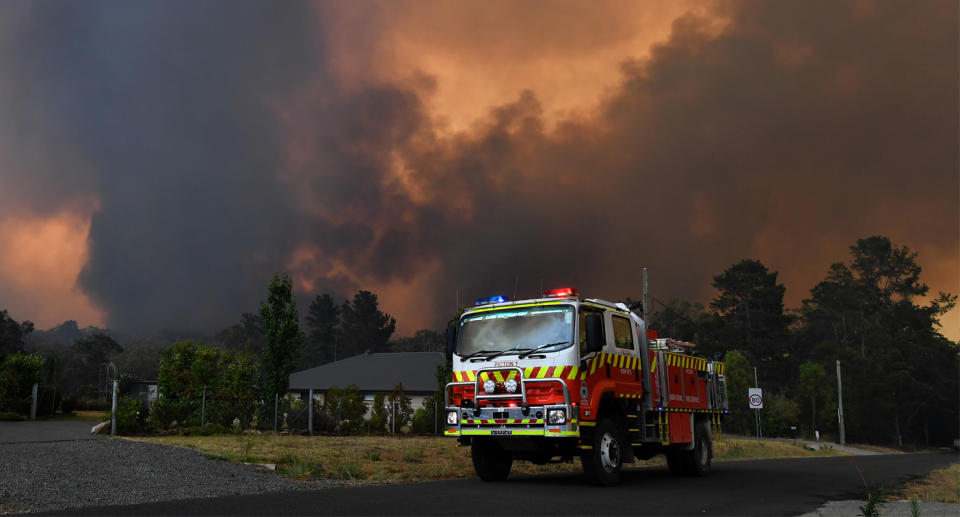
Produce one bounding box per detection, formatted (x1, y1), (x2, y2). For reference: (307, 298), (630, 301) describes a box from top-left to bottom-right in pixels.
(457, 305), (575, 357)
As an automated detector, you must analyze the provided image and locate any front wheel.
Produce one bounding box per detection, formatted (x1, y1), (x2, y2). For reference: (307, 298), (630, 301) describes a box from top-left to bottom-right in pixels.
(471, 438), (513, 481)
(581, 419), (624, 486)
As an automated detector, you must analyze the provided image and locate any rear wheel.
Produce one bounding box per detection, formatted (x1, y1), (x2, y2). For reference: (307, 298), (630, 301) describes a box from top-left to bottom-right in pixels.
(581, 419), (624, 486)
(684, 420), (713, 476)
(471, 438), (512, 481)
(666, 451), (686, 475)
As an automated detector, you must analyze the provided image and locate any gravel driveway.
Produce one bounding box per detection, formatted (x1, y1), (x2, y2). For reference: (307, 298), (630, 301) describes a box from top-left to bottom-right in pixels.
(0, 424), (342, 514)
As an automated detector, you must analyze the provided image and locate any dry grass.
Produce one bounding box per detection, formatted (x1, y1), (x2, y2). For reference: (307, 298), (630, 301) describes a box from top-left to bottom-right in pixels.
(887, 463), (960, 504)
(131, 435), (848, 483)
(45, 410), (108, 422)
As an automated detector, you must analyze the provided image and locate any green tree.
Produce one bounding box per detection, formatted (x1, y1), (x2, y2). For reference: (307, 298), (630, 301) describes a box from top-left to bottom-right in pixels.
(386, 382), (412, 433)
(73, 333), (123, 367)
(0, 352), (44, 414)
(216, 313), (265, 355)
(647, 298), (704, 342)
(389, 329), (444, 353)
(723, 350), (753, 435)
(0, 310), (34, 360)
(799, 236), (957, 445)
(797, 362), (830, 435)
(340, 290), (396, 357)
(369, 392), (388, 433)
(708, 260), (794, 377)
(153, 340), (257, 429)
(302, 293), (340, 367)
(324, 384), (367, 434)
(258, 273), (304, 407)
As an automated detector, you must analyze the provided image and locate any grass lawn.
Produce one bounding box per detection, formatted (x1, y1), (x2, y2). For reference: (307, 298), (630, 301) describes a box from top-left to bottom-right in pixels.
(887, 463), (960, 504)
(44, 410), (109, 422)
(132, 434), (848, 484)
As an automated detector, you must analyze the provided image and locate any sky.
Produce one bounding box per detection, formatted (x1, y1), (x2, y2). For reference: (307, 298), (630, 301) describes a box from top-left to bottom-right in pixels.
(0, 0), (957, 340)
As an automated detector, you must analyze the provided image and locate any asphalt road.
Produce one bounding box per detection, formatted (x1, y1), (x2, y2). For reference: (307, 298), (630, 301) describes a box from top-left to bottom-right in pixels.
(55, 452), (956, 516)
(0, 420), (98, 444)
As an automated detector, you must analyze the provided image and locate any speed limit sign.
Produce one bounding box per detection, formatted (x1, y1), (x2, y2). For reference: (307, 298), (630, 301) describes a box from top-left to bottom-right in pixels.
(748, 388), (763, 409)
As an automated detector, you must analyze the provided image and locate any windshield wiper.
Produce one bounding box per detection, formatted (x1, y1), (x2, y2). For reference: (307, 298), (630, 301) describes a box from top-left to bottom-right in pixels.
(518, 341), (569, 359)
(459, 349), (498, 361)
(481, 346), (530, 361)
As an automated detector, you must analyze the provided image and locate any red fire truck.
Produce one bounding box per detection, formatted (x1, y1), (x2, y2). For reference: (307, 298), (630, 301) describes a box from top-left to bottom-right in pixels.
(444, 287), (728, 485)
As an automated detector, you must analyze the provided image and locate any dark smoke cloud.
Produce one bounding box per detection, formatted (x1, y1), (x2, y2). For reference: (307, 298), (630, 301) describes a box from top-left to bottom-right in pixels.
(1, 0), (956, 335)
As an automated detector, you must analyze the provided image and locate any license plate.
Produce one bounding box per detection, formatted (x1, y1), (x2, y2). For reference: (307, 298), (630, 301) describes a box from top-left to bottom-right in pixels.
(491, 430), (512, 436)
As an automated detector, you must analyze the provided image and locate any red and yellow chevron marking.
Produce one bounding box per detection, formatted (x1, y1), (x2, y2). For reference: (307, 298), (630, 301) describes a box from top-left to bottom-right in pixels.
(616, 393), (642, 399)
(453, 366), (582, 383)
(583, 352), (643, 378)
(665, 353), (708, 371)
(716, 363), (725, 374)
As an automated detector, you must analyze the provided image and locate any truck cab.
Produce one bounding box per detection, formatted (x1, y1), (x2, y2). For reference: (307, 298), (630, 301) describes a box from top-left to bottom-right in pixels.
(444, 287), (728, 485)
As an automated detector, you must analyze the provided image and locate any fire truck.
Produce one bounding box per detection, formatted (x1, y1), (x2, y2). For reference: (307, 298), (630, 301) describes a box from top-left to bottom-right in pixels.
(443, 286), (728, 486)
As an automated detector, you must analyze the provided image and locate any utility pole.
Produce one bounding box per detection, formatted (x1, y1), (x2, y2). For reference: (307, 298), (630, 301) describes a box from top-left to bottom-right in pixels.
(836, 360), (845, 446)
(754, 366), (762, 442)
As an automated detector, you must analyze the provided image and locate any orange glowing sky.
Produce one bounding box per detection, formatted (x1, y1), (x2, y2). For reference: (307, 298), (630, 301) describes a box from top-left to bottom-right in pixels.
(0, 0), (955, 342)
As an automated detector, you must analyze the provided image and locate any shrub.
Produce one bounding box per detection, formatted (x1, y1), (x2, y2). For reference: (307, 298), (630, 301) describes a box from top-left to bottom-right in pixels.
(0, 352), (44, 415)
(401, 447), (424, 463)
(112, 397), (149, 435)
(334, 461), (364, 480)
(155, 340), (258, 431)
(60, 395), (77, 414)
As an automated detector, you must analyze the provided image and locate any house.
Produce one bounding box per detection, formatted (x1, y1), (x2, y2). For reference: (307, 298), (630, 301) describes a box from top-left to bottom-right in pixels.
(288, 351), (446, 416)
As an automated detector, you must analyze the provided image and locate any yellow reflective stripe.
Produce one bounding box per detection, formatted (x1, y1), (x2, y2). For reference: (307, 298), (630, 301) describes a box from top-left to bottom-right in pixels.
(579, 420), (596, 426)
(524, 367), (534, 377)
(536, 367), (548, 378)
(651, 356), (657, 371)
(461, 429), (546, 436)
(551, 366), (563, 377)
(467, 371), (476, 381)
(507, 371), (517, 380)
(493, 371), (504, 383)
(567, 366), (579, 379)
(469, 301), (564, 313)
(589, 357), (598, 375)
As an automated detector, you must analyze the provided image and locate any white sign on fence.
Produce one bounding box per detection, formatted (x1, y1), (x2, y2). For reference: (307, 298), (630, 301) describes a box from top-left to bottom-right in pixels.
(748, 388), (763, 409)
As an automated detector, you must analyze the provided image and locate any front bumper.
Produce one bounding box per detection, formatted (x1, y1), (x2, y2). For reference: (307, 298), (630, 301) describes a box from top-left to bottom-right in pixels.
(444, 366), (579, 438)
(444, 404), (580, 437)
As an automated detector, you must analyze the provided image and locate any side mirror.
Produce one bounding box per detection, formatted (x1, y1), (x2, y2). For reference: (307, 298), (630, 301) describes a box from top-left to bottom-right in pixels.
(585, 313), (604, 353)
(445, 327), (457, 360)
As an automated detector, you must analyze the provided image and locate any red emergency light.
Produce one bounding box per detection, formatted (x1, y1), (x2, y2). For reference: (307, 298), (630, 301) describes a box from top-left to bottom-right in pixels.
(544, 287), (580, 298)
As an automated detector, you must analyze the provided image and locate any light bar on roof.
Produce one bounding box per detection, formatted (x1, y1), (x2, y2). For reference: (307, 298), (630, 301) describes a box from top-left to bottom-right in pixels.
(544, 287), (579, 298)
(475, 295), (508, 306)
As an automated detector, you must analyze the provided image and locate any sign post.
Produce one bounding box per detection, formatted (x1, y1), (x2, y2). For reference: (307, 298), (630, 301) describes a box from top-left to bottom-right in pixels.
(749, 387), (763, 443)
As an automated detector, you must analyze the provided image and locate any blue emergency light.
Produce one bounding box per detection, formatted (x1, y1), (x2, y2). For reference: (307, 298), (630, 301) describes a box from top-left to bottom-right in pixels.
(475, 295), (508, 306)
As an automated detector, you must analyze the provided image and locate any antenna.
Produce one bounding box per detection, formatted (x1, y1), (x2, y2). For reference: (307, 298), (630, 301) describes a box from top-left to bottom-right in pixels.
(642, 267), (649, 322)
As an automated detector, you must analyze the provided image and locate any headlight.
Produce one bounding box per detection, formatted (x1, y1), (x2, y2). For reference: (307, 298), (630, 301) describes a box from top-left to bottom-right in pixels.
(548, 409), (566, 424)
(483, 379), (496, 394)
(504, 379), (518, 393)
(446, 411), (458, 425)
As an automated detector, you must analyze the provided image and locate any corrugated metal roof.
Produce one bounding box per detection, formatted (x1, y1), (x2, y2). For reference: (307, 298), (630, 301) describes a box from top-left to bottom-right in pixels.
(288, 352), (446, 393)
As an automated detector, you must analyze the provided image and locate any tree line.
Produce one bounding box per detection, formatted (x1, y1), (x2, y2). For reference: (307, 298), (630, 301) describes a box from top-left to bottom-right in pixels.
(647, 236), (957, 447)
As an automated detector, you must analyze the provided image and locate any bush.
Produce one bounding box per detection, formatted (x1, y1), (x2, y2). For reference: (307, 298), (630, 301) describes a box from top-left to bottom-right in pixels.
(155, 340), (258, 431)
(0, 352), (44, 415)
(112, 396), (149, 435)
(60, 395), (77, 414)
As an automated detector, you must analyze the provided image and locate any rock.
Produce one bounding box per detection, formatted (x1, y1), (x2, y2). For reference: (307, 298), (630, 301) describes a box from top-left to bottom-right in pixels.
(91, 422), (110, 435)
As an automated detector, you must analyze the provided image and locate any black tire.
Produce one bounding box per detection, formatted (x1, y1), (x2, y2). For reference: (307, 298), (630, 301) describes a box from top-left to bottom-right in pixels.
(684, 420), (713, 476)
(471, 438), (513, 481)
(581, 419), (624, 486)
(666, 451), (686, 475)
